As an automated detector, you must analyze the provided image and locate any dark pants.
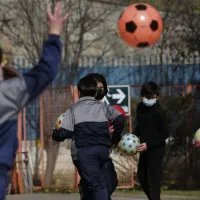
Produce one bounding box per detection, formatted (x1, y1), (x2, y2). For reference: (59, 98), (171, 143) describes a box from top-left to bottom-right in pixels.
(137, 146), (165, 200)
(0, 165), (9, 200)
(77, 145), (110, 200)
(73, 157), (118, 200)
(102, 158), (118, 195)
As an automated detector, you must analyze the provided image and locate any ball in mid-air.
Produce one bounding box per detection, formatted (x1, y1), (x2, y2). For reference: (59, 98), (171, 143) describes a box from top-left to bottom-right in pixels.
(117, 3), (163, 48)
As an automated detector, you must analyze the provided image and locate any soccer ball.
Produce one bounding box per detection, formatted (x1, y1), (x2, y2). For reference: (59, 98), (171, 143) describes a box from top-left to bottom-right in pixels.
(194, 128), (200, 147)
(118, 133), (140, 156)
(117, 3), (163, 48)
(55, 113), (65, 130)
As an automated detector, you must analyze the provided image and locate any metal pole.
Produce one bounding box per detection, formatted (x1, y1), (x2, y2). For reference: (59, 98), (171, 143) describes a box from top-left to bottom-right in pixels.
(23, 108), (27, 152)
(128, 94), (134, 187)
(40, 93), (45, 187)
(17, 112), (24, 193)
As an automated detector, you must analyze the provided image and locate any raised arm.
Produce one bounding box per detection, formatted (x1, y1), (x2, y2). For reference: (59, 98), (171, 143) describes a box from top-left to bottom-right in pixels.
(0, 2), (69, 124)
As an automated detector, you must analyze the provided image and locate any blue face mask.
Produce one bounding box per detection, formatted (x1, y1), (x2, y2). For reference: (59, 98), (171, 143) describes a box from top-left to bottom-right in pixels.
(143, 98), (157, 107)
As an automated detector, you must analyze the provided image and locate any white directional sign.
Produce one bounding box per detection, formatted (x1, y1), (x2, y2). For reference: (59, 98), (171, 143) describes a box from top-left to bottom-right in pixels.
(103, 85), (131, 115)
(112, 89), (126, 104)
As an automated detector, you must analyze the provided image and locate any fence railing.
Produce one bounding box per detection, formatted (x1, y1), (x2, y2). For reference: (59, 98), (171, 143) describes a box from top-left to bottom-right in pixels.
(11, 83), (200, 193)
(12, 55), (200, 70)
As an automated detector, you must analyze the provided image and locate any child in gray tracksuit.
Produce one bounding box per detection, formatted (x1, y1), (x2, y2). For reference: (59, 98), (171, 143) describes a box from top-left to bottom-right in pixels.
(52, 76), (125, 200)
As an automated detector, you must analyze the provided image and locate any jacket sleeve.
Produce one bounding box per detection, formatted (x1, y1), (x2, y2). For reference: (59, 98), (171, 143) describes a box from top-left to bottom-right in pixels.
(52, 108), (74, 142)
(0, 34), (61, 123)
(146, 107), (169, 148)
(23, 34), (61, 102)
(132, 104), (140, 137)
(106, 105), (125, 147)
(133, 124), (140, 137)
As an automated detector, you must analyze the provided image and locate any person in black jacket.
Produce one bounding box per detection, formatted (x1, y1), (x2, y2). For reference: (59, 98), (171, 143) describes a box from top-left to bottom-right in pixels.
(134, 82), (169, 200)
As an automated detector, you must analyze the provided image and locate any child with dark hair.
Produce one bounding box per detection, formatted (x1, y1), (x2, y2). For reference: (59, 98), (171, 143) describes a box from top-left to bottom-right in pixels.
(134, 82), (169, 200)
(85, 73), (108, 100)
(52, 76), (125, 200)
(77, 76), (97, 97)
(68, 73), (118, 200)
(52, 74), (125, 200)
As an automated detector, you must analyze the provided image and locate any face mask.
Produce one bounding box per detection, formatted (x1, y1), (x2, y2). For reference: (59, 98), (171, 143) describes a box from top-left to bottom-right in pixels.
(96, 87), (105, 100)
(143, 98), (157, 107)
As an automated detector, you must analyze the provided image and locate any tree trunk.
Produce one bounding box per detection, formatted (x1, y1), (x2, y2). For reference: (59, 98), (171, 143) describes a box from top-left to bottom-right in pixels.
(44, 139), (60, 186)
(42, 88), (73, 186)
(33, 145), (41, 185)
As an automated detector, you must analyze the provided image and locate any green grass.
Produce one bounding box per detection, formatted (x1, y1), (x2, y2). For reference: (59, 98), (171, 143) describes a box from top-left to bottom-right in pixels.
(34, 187), (200, 197)
(114, 189), (200, 197)
(162, 190), (200, 196)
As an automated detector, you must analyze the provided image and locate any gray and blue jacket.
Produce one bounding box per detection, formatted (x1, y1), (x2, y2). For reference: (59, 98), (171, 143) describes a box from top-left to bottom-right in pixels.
(52, 96), (125, 160)
(0, 35), (61, 169)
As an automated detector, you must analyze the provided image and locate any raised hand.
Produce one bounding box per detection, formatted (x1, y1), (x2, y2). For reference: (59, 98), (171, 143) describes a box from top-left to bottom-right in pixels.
(47, 2), (69, 35)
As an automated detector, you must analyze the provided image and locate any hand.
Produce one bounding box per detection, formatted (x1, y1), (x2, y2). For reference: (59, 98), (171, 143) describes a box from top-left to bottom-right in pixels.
(47, 2), (69, 35)
(136, 143), (147, 152)
(194, 141), (200, 150)
(109, 125), (114, 135)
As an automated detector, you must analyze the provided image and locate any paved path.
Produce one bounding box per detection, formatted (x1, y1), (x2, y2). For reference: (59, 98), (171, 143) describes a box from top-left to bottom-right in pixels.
(7, 194), (144, 200)
(6, 193), (200, 200)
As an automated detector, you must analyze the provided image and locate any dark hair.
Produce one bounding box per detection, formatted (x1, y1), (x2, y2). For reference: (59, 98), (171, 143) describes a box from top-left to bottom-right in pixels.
(85, 73), (108, 95)
(141, 82), (159, 99)
(0, 47), (3, 64)
(77, 76), (97, 97)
